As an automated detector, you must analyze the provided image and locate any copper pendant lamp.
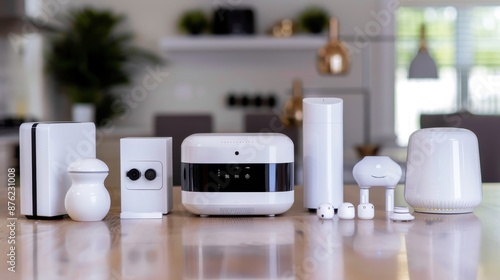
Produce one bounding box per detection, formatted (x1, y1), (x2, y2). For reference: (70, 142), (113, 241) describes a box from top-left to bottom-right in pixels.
(317, 17), (350, 75)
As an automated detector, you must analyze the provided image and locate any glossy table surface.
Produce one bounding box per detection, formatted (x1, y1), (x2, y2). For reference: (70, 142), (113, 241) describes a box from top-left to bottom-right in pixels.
(1, 184), (500, 280)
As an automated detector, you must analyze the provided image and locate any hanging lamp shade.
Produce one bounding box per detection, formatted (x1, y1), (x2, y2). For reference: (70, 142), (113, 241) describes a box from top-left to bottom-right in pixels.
(408, 24), (438, 79)
(317, 18), (350, 75)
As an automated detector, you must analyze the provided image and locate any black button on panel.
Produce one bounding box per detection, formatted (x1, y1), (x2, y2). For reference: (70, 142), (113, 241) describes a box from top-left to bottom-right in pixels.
(127, 169), (141, 181)
(145, 169), (157, 181)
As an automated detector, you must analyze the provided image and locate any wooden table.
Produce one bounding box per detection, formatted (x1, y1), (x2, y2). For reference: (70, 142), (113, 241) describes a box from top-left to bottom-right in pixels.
(1, 184), (500, 280)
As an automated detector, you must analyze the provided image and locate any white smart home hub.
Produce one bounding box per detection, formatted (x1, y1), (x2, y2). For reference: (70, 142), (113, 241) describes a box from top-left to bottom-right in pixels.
(181, 133), (294, 216)
(20, 122), (96, 219)
(120, 137), (173, 219)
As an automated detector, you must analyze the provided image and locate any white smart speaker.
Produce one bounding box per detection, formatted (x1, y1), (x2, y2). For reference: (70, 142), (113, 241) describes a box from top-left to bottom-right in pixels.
(120, 137), (173, 218)
(181, 133), (294, 216)
(20, 122), (96, 219)
(405, 128), (482, 213)
(303, 98), (344, 210)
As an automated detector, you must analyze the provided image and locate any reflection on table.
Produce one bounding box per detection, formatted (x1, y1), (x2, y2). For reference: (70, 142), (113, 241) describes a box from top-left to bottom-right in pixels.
(1, 185), (499, 279)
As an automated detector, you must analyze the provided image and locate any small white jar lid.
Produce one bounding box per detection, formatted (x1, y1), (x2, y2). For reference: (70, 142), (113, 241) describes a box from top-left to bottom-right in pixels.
(67, 158), (109, 173)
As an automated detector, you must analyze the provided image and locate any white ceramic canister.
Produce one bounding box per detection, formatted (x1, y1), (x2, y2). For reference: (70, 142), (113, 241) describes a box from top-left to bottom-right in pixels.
(65, 158), (110, 221)
(405, 128), (482, 213)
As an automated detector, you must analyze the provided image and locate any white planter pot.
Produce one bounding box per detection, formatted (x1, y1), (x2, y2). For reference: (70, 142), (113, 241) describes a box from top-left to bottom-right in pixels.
(72, 103), (95, 123)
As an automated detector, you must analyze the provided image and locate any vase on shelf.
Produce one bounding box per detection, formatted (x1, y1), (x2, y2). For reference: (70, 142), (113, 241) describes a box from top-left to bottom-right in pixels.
(72, 103), (95, 123)
(354, 144), (381, 158)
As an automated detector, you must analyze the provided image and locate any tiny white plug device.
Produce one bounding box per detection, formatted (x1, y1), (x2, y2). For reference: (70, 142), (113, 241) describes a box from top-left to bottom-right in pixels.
(317, 203), (334, 219)
(353, 156), (402, 212)
(389, 206), (415, 222)
(337, 202), (355, 219)
(357, 203), (374, 220)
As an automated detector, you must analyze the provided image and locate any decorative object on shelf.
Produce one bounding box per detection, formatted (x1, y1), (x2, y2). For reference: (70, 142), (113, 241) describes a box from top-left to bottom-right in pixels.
(40, 7), (161, 126)
(72, 103), (95, 123)
(408, 24), (438, 79)
(405, 128), (482, 213)
(178, 9), (209, 35)
(317, 17), (350, 75)
(212, 8), (255, 35)
(65, 158), (110, 222)
(281, 78), (303, 127)
(355, 144), (380, 158)
(269, 18), (296, 38)
(298, 6), (329, 34)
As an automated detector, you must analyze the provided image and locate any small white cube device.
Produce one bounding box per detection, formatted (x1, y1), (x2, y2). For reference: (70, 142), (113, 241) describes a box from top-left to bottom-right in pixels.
(120, 137), (173, 218)
(357, 203), (375, 220)
(181, 133), (294, 216)
(20, 122), (96, 219)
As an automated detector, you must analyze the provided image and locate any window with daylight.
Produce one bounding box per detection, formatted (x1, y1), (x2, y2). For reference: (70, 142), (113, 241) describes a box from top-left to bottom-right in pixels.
(395, 6), (500, 146)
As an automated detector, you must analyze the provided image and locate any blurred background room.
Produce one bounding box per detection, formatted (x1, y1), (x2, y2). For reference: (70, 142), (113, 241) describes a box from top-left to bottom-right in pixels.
(1, 0), (499, 186)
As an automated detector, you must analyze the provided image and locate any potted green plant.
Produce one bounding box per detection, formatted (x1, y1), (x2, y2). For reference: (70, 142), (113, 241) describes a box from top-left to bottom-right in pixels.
(40, 7), (160, 125)
(178, 9), (209, 35)
(298, 6), (329, 34)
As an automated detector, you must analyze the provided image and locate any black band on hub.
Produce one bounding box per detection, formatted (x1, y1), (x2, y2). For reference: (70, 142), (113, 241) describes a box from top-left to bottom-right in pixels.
(181, 163), (294, 192)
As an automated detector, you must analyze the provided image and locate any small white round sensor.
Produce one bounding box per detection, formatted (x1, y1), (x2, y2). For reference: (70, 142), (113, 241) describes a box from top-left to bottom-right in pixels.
(338, 202), (355, 219)
(317, 203), (334, 219)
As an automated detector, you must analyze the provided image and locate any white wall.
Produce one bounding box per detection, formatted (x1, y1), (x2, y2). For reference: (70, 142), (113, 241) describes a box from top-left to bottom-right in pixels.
(31, 0), (397, 158)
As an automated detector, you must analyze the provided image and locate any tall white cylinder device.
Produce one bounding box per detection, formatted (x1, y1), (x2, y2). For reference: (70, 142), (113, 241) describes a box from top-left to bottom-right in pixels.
(303, 98), (343, 210)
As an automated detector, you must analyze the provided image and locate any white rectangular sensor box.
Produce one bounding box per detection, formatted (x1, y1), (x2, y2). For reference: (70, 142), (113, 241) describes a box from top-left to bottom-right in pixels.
(20, 122), (96, 219)
(181, 133), (294, 216)
(120, 137), (173, 218)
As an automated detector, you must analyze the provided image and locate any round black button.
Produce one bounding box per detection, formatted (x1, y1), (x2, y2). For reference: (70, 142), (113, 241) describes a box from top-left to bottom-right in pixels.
(126, 169), (141, 181)
(145, 169), (157, 181)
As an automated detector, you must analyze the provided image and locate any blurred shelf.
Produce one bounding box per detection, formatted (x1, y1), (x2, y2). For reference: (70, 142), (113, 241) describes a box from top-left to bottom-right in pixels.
(160, 36), (325, 51)
(160, 35), (394, 52)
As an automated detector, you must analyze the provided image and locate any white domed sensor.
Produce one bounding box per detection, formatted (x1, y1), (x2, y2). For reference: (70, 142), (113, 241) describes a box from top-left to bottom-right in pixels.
(317, 203), (335, 219)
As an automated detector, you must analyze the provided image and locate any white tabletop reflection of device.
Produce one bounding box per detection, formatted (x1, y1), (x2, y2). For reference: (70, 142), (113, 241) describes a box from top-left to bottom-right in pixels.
(182, 218), (294, 279)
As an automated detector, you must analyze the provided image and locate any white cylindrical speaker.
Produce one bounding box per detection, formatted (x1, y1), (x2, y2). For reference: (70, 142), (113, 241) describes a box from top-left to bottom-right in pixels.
(303, 98), (343, 210)
(405, 128), (482, 213)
